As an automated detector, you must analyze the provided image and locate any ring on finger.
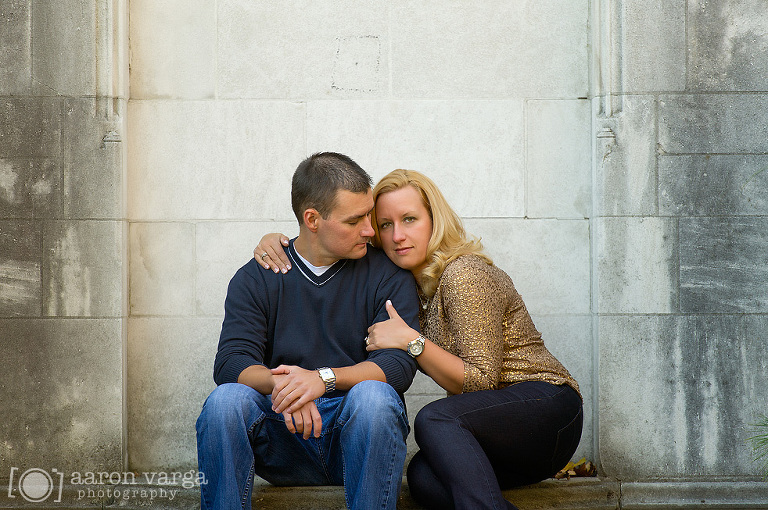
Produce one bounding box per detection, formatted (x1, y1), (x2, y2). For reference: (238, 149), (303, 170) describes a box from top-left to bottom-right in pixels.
(364, 336), (369, 346)
(261, 252), (268, 260)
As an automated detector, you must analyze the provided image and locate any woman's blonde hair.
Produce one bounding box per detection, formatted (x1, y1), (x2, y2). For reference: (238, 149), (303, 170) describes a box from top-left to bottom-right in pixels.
(371, 169), (492, 297)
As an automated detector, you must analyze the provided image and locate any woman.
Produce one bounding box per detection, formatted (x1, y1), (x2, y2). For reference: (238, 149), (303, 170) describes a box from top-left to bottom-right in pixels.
(255, 170), (582, 510)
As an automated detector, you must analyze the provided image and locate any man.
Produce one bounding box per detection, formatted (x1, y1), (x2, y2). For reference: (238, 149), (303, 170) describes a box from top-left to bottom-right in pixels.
(196, 152), (420, 510)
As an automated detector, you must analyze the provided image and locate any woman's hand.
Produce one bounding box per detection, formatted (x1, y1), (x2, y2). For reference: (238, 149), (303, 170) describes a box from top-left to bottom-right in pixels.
(366, 300), (419, 352)
(254, 233), (291, 273)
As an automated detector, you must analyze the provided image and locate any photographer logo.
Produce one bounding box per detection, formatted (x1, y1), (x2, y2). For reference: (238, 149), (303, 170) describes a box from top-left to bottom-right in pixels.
(7, 467), (64, 503)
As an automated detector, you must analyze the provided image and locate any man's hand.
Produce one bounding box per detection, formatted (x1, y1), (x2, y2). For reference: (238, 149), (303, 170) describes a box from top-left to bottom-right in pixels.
(271, 365), (326, 414)
(282, 400), (322, 439)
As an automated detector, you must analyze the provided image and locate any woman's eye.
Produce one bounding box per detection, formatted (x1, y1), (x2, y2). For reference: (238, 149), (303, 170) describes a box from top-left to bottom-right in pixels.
(404, 216), (416, 223)
(379, 222), (392, 230)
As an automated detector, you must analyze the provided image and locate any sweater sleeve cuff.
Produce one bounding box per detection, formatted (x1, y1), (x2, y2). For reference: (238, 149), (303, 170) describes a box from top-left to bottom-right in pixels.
(215, 356), (264, 386)
(369, 350), (417, 394)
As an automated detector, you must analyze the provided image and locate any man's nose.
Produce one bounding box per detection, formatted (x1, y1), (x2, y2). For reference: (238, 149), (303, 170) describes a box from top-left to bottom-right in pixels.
(360, 216), (375, 237)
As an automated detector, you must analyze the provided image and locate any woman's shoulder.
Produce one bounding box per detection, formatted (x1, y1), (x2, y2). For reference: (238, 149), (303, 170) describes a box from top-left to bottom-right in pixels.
(442, 254), (509, 288)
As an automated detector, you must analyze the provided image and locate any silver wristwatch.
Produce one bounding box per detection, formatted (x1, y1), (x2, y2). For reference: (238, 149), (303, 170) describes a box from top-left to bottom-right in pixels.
(317, 367), (336, 393)
(407, 335), (426, 358)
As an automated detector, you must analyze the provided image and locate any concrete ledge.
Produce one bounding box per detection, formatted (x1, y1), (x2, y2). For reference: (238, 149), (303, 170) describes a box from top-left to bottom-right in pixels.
(621, 481), (768, 510)
(1, 478), (765, 509)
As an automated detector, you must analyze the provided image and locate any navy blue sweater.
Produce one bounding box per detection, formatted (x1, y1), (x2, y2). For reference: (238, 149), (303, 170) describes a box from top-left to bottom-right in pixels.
(213, 239), (420, 397)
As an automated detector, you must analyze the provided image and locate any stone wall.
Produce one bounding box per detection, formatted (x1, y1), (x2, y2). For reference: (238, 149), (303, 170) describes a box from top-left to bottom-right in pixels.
(595, 0), (768, 479)
(1, 0), (766, 496)
(0, 0), (128, 474)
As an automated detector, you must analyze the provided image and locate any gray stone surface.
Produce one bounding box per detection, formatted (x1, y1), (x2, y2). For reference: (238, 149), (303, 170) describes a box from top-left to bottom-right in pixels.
(0, 221), (41, 317)
(621, 481), (768, 509)
(600, 315), (768, 479)
(688, 0), (768, 92)
(526, 100), (592, 219)
(31, 0), (123, 97)
(0, 98), (61, 159)
(390, 0), (589, 98)
(61, 98), (125, 219)
(680, 217), (768, 313)
(127, 317), (219, 471)
(127, 100), (303, 221)
(596, 217), (678, 314)
(622, 0), (686, 92)
(217, 0), (388, 99)
(42, 220), (124, 317)
(0, 0), (31, 95)
(129, 0), (216, 99)
(660, 155), (768, 216)
(0, 318), (123, 472)
(130, 222), (196, 317)
(659, 94), (768, 154)
(595, 96), (657, 216)
(0, 159), (60, 219)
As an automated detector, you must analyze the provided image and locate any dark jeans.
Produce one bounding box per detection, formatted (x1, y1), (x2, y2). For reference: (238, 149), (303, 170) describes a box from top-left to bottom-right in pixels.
(407, 381), (583, 510)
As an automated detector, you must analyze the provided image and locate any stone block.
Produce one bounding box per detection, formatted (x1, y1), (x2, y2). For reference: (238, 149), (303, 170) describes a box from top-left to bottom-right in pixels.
(0, 98), (61, 159)
(659, 94), (768, 154)
(61, 98), (125, 219)
(43, 220), (123, 317)
(596, 217), (678, 314)
(599, 315), (768, 478)
(0, 318), (123, 472)
(464, 219), (590, 315)
(195, 221), (298, 316)
(660, 155), (768, 216)
(622, 0), (686, 92)
(130, 0), (215, 99)
(217, 0), (388, 99)
(0, 0), (31, 94)
(0, 221), (41, 317)
(307, 100), (525, 218)
(526, 100), (591, 218)
(533, 315), (594, 463)
(688, 0), (768, 91)
(390, 0), (588, 98)
(595, 96), (657, 216)
(127, 100), (303, 221)
(680, 217), (768, 313)
(31, 0), (123, 97)
(127, 317), (219, 471)
(0, 159), (60, 219)
(129, 222), (195, 317)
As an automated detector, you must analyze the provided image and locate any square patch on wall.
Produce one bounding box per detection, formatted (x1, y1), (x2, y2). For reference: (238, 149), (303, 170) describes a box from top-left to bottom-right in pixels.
(331, 35), (381, 93)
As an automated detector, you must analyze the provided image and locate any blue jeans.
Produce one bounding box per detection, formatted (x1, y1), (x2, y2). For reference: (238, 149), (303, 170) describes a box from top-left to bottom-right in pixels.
(196, 381), (409, 510)
(407, 381), (583, 510)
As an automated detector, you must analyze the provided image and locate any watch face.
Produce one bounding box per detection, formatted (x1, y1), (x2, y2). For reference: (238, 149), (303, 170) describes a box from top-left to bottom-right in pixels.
(409, 339), (424, 356)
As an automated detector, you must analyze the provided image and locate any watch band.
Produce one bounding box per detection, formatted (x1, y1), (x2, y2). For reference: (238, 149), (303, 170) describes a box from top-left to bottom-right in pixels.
(317, 367), (336, 393)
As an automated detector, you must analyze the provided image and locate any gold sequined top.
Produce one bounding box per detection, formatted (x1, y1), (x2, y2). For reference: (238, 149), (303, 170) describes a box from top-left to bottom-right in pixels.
(419, 254), (581, 397)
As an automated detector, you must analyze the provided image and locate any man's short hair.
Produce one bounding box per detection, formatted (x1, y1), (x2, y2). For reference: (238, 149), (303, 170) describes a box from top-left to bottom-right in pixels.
(291, 152), (373, 223)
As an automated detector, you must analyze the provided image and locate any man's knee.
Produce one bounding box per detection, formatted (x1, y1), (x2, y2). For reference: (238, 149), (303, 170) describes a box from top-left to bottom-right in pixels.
(340, 381), (406, 427)
(197, 383), (264, 430)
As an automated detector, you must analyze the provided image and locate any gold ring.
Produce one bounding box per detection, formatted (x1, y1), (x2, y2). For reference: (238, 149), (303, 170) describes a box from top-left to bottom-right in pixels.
(261, 252), (268, 260)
